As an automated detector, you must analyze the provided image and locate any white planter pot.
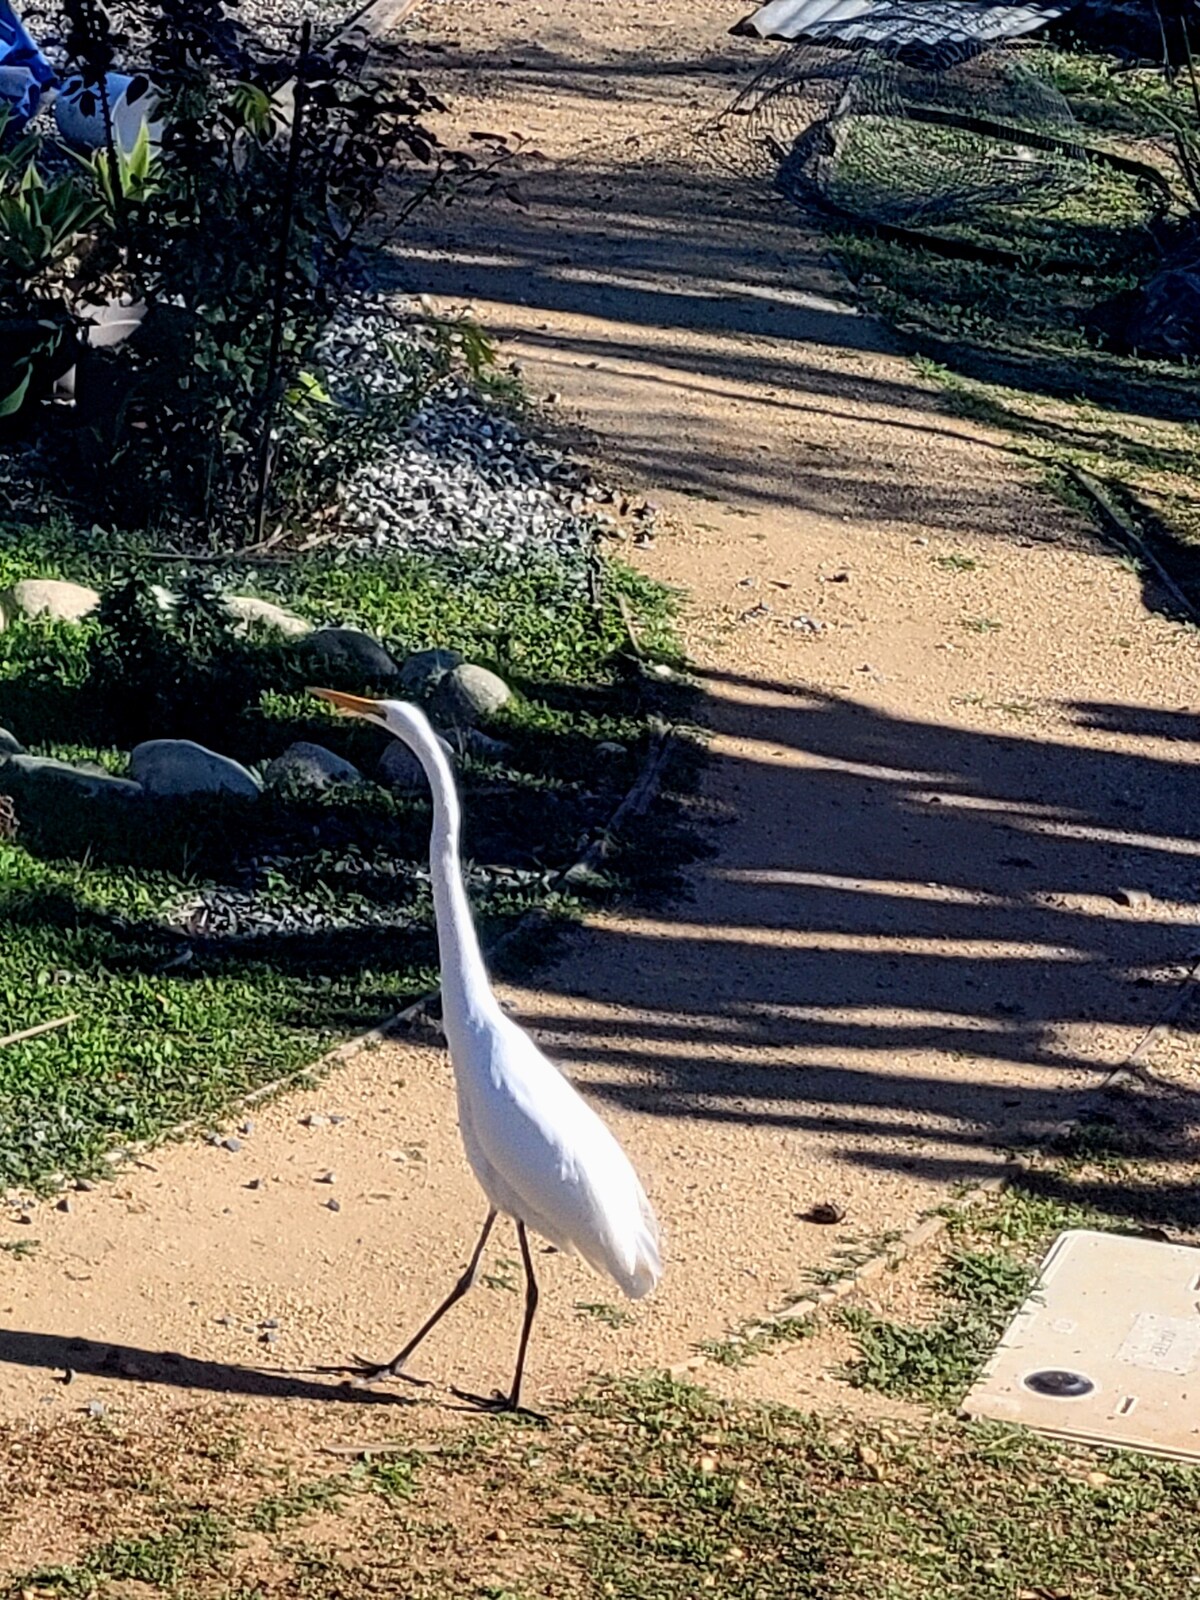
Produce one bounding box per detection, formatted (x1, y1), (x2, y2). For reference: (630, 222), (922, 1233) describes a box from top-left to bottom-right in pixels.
(54, 72), (162, 154)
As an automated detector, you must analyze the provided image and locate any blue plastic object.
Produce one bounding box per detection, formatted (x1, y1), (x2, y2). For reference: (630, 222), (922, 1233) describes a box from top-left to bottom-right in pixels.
(0, 0), (56, 134)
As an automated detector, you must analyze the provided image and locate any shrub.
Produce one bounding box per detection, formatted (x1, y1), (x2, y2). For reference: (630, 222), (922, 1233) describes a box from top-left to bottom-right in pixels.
(0, 0), (496, 540)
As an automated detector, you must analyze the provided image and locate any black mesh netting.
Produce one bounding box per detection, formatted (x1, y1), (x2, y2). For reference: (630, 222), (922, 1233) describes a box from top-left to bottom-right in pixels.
(699, 36), (1159, 249)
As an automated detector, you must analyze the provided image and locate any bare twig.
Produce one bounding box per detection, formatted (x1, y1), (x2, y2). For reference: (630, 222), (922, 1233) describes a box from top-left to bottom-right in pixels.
(319, 1439), (442, 1458)
(317, 0), (424, 52)
(0, 1014), (77, 1049)
(615, 590), (644, 659)
(1064, 465), (1199, 625)
(252, 19), (312, 546)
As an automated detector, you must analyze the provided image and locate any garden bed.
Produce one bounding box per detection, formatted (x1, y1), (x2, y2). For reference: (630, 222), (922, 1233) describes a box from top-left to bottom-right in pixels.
(0, 0), (695, 1198)
(0, 510), (688, 1195)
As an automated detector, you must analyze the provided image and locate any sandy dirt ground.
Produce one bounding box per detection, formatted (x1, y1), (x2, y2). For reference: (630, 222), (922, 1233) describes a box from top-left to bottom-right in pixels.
(3, 0), (1200, 1527)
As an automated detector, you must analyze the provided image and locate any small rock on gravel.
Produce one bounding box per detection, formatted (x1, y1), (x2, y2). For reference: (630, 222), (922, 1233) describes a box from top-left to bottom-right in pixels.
(0, 577), (101, 628)
(431, 663), (512, 724)
(803, 1202), (846, 1225)
(303, 626), (400, 680)
(1112, 887), (1153, 910)
(399, 647), (463, 697)
(324, 1197), (341, 1213)
(131, 739), (262, 800)
(265, 742), (365, 793)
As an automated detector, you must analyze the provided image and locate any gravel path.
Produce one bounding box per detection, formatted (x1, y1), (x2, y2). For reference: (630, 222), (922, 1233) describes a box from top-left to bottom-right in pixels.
(2, 0), (1199, 1476)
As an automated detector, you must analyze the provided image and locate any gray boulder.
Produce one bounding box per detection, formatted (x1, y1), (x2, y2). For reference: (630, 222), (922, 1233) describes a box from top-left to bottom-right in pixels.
(303, 627), (399, 679)
(265, 742), (365, 793)
(378, 731), (453, 791)
(431, 663), (512, 725)
(463, 729), (514, 763)
(224, 595), (313, 639)
(398, 648), (463, 698)
(0, 727), (24, 756)
(131, 740), (262, 800)
(0, 578), (101, 629)
(0, 754), (142, 804)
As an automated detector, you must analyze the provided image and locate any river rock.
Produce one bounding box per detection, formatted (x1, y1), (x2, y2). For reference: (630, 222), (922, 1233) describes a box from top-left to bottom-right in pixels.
(130, 740), (262, 799)
(378, 732), (453, 791)
(0, 578), (101, 629)
(302, 626), (400, 679)
(464, 729), (513, 763)
(224, 595), (314, 638)
(431, 663), (512, 724)
(264, 742), (365, 792)
(398, 647), (463, 698)
(0, 753), (142, 803)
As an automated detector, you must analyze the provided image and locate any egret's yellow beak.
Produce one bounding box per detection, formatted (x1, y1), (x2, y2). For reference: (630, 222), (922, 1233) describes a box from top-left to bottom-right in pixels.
(308, 687), (385, 718)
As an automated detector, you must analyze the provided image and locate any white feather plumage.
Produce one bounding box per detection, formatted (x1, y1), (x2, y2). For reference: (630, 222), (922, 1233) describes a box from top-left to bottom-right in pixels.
(313, 689), (662, 1408)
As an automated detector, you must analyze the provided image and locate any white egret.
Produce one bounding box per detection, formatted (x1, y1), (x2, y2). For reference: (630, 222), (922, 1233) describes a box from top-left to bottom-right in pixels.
(311, 688), (662, 1412)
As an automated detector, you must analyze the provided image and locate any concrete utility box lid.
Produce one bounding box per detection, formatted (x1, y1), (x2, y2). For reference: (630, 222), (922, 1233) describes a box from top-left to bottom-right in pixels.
(964, 1229), (1200, 1462)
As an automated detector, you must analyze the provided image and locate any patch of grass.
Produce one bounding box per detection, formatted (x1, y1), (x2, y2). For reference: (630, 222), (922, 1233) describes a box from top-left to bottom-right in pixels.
(243, 1477), (344, 1534)
(362, 1452), (424, 1501)
(0, 524), (694, 1192)
(574, 1300), (633, 1328)
(548, 1377), (1200, 1600)
(800, 1229), (905, 1290)
(960, 614), (1002, 633)
(22, 1511), (234, 1594)
(482, 1257), (521, 1293)
(836, 49), (1200, 605)
(930, 551), (981, 571)
(944, 1183), (1109, 1247)
(838, 1151), (1185, 1410)
(838, 1237), (1036, 1407)
(950, 693), (1037, 717)
(8, 1373), (1200, 1599)
(0, 1238), (38, 1258)
(696, 1310), (813, 1368)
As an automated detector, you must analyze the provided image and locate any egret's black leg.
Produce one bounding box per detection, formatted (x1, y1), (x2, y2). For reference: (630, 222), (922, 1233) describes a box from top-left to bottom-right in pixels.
(449, 1220), (548, 1421)
(509, 1220), (540, 1410)
(348, 1209), (498, 1385)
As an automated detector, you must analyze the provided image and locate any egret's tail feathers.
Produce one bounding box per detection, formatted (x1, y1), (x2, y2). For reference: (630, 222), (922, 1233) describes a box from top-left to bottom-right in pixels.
(621, 1233), (662, 1300)
(588, 1192), (662, 1301)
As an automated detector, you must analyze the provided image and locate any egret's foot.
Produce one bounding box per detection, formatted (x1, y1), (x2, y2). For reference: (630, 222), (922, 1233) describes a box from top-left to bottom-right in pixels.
(314, 1355), (430, 1389)
(450, 1385), (549, 1424)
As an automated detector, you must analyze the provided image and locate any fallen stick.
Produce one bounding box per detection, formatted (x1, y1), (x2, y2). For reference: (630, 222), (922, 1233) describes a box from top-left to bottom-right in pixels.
(1064, 465), (1199, 625)
(0, 1014), (77, 1049)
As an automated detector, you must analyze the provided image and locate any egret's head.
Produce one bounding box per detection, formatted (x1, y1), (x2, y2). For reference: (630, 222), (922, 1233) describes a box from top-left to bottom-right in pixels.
(308, 688), (433, 749)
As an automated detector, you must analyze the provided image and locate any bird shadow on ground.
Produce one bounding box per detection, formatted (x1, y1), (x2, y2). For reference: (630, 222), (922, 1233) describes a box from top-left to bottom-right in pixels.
(0, 1329), (415, 1405)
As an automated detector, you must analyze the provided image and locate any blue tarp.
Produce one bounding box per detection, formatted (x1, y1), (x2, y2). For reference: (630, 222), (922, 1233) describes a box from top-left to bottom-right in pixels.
(0, 0), (56, 132)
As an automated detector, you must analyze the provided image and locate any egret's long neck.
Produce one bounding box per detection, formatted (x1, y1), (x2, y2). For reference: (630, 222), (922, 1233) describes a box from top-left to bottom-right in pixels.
(406, 726), (496, 1025)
